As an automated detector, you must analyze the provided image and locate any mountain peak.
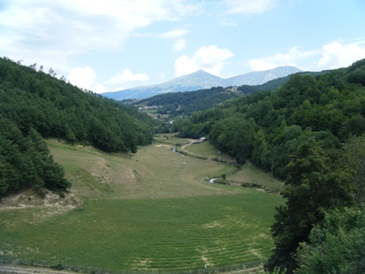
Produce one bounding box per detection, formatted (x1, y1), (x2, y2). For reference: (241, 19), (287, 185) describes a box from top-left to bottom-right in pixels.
(102, 66), (301, 100)
(190, 69), (214, 75)
(175, 69), (221, 80)
(226, 66), (301, 86)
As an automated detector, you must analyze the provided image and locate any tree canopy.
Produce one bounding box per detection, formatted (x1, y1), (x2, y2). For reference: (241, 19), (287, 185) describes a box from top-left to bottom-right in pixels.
(178, 59), (365, 180)
(296, 207), (365, 274)
(0, 117), (71, 197)
(0, 57), (156, 153)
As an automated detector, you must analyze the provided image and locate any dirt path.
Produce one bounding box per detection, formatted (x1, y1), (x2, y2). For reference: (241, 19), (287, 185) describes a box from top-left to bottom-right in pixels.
(180, 138), (200, 149)
(0, 265), (75, 274)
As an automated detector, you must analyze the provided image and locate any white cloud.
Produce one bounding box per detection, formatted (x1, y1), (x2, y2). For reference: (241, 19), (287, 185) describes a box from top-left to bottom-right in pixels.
(220, 19), (239, 27)
(174, 56), (199, 76)
(67, 67), (120, 94)
(249, 46), (317, 71)
(68, 66), (96, 90)
(107, 69), (149, 84)
(157, 29), (188, 39)
(94, 83), (107, 94)
(156, 28), (188, 51)
(317, 42), (365, 69)
(223, 0), (277, 14)
(249, 41), (365, 72)
(174, 45), (234, 77)
(173, 39), (187, 51)
(0, 1), (198, 69)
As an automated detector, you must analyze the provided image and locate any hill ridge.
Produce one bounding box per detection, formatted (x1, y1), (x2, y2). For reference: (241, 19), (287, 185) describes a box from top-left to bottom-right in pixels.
(102, 66), (301, 100)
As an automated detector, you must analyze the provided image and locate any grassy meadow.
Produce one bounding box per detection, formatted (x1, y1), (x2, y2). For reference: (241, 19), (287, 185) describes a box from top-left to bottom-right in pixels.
(184, 141), (232, 162)
(0, 137), (284, 272)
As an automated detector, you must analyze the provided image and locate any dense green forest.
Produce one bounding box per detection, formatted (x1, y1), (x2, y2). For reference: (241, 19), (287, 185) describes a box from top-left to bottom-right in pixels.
(0, 57), (156, 153)
(136, 86), (240, 117)
(174, 58), (365, 273)
(0, 118), (71, 196)
(176, 59), (365, 174)
(0, 57), (157, 197)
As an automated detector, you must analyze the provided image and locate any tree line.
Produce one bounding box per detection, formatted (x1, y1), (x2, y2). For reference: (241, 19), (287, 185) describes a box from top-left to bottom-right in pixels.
(0, 57), (158, 197)
(173, 58), (365, 273)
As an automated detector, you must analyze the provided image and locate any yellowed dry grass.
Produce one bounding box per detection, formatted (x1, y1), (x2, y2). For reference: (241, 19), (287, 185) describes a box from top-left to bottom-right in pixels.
(227, 162), (283, 192)
(47, 139), (241, 199)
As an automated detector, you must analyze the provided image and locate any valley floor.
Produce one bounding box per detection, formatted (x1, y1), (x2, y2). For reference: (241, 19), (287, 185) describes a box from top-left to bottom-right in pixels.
(0, 137), (283, 272)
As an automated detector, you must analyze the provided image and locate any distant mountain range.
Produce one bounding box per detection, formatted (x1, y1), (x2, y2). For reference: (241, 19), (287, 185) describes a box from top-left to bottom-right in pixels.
(102, 66), (301, 100)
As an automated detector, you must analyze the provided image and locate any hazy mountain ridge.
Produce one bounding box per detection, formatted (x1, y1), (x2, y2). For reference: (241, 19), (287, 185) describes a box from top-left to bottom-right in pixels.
(225, 66), (301, 86)
(102, 66), (301, 100)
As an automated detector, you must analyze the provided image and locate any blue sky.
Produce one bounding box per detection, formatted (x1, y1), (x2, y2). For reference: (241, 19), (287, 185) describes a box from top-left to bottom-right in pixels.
(1, 0), (365, 94)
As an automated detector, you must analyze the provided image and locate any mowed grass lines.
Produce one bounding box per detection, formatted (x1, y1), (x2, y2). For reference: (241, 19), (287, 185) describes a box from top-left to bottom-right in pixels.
(0, 139), (283, 271)
(0, 193), (283, 271)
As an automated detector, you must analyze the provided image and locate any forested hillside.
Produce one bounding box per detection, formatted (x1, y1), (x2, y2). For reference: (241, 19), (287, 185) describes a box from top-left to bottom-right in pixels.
(174, 58), (365, 273)
(0, 57), (156, 152)
(134, 71), (318, 119)
(0, 57), (157, 197)
(135, 86), (240, 118)
(135, 80), (270, 119)
(176, 59), (365, 174)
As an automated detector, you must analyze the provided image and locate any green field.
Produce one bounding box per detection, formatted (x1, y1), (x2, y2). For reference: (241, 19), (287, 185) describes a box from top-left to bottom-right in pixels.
(184, 141), (231, 161)
(0, 138), (284, 272)
(154, 133), (192, 146)
(181, 141), (283, 192)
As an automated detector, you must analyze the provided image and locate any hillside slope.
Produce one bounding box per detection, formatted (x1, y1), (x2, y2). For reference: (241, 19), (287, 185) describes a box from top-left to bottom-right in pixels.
(0, 57), (157, 197)
(0, 57), (156, 153)
(177, 58), (365, 177)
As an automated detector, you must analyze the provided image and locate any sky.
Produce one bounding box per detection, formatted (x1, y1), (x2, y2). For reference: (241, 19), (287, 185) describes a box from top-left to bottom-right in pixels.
(1, 0), (365, 94)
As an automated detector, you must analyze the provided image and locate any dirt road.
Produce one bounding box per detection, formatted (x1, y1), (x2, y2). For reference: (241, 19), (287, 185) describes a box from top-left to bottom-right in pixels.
(0, 265), (75, 274)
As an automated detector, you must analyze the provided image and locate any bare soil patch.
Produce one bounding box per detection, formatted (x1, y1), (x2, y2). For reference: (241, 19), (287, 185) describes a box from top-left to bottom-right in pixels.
(0, 188), (80, 212)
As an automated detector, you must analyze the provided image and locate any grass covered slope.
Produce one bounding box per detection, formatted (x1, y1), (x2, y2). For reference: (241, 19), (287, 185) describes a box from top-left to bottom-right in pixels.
(0, 140), (283, 271)
(46, 139), (238, 199)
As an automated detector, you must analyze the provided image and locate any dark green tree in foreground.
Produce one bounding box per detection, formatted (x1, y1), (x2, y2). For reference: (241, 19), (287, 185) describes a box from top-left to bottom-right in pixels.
(0, 117), (71, 197)
(341, 135), (365, 204)
(296, 207), (365, 274)
(265, 138), (355, 273)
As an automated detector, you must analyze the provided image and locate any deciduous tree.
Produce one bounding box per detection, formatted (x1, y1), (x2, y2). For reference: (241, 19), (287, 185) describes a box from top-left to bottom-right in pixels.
(265, 138), (355, 273)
